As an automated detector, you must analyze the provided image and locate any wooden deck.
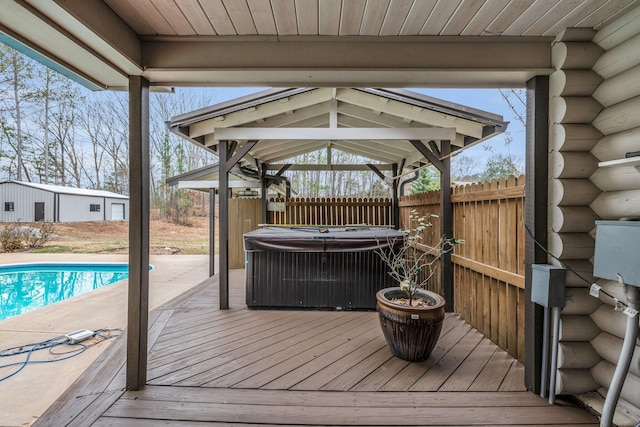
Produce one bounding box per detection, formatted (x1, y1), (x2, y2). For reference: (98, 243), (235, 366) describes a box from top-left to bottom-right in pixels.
(35, 270), (598, 426)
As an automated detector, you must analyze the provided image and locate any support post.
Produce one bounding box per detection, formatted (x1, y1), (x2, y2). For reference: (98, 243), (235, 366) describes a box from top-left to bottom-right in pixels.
(219, 140), (230, 310)
(524, 75), (549, 393)
(209, 188), (216, 277)
(439, 140), (453, 312)
(126, 75), (150, 391)
(260, 163), (268, 224)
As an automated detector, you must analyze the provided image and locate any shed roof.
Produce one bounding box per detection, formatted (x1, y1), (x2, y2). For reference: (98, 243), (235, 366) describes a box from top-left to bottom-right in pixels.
(1, 181), (129, 199)
(168, 87), (507, 172)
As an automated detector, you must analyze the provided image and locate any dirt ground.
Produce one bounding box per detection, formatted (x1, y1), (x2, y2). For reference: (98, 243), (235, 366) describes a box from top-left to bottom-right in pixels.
(33, 216), (214, 255)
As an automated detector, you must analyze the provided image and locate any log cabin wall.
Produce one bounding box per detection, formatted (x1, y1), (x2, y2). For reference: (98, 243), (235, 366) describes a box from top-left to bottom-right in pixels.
(548, 28), (603, 399)
(549, 7), (640, 423)
(589, 8), (640, 422)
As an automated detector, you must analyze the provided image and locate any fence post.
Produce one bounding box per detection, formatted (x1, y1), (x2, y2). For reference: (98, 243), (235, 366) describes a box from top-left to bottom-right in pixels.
(392, 163), (399, 228)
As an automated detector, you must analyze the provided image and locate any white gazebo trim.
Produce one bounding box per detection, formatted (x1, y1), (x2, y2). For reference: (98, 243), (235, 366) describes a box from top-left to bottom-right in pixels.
(213, 127), (457, 142)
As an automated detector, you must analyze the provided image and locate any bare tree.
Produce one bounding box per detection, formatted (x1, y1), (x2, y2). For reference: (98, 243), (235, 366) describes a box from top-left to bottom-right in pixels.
(0, 45), (35, 181)
(32, 68), (83, 184)
(149, 91), (217, 218)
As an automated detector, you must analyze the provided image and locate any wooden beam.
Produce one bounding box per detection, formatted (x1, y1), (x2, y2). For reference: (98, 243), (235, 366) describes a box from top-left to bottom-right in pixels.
(219, 140), (230, 310)
(410, 140), (444, 171)
(126, 75), (150, 391)
(452, 186), (524, 202)
(225, 140), (259, 173)
(253, 140), (325, 160)
(39, 0), (141, 65)
(264, 164), (395, 171)
(214, 127), (456, 141)
(452, 254), (524, 288)
(189, 88), (334, 138)
(142, 37), (553, 87)
(0, 0), (133, 89)
(275, 164), (292, 176)
(524, 75), (549, 394)
(329, 99), (338, 128)
(366, 164), (386, 181)
(226, 141), (237, 159)
(428, 140), (441, 157)
(177, 180), (261, 189)
(336, 89), (486, 137)
(245, 101), (331, 128)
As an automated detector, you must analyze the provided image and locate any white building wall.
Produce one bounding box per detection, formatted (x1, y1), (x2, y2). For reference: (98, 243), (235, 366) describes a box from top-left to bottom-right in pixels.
(0, 182), (54, 222)
(1, 182), (129, 223)
(57, 194), (107, 222)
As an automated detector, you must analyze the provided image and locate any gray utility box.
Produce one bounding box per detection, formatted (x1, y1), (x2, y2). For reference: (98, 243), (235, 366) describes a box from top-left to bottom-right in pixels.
(594, 221), (640, 287)
(531, 264), (566, 308)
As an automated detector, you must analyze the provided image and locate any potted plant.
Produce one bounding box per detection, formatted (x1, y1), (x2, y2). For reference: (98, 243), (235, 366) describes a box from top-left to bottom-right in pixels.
(375, 210), (461, 362)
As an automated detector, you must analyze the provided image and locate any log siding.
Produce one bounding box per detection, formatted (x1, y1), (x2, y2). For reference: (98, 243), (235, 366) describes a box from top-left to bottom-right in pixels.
(586, 9), (640, 424)
(547, 9), (640, 424)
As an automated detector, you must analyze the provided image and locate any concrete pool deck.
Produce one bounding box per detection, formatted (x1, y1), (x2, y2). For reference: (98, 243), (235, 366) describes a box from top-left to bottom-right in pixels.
(0, 253), (211, 427)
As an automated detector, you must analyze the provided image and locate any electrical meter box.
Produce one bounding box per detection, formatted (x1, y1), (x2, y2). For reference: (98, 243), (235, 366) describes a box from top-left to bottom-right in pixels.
(531, 264), (566, 308)
(594, 221), (640, 287)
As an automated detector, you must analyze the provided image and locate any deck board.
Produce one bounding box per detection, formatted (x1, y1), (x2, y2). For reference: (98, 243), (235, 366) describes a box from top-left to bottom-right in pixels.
(468, 346), (514, 391)
(33, 269), (598, 426)
(439, 336), (497, 391)
(293, 336), (387, 391)
(102, 387), (597, 426)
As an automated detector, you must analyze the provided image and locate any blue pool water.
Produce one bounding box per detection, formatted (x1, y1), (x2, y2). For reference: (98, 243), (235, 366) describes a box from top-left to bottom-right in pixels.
(0, 263), (133, 321)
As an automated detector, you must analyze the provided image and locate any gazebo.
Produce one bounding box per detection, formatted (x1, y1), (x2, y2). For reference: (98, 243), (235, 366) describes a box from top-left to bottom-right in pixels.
(166, 86), (508, 311)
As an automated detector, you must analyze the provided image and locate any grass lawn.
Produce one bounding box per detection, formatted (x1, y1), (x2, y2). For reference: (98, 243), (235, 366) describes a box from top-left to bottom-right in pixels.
(17, 216), (214, 255)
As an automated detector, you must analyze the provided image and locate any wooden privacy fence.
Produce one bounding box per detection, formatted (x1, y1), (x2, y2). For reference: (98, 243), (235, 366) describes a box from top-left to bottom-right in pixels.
(268, 197), (392, 226)
(239, 181), (525, 361)
(399, 175), (526, 361)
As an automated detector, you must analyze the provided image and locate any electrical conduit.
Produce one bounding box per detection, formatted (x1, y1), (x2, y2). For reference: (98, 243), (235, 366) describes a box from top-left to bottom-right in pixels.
(600, 285), (640, 427)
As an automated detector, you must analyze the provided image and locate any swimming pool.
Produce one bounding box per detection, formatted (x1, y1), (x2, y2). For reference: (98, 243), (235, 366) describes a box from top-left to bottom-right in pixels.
(0, 263), (145, 321)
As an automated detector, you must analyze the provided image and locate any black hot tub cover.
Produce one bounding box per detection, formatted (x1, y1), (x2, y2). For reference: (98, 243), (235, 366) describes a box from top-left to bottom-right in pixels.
(243, 226), (405, 253)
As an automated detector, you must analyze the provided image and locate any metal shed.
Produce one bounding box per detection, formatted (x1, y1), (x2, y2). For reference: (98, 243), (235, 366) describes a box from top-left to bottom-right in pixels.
(0, 180), (129, 222)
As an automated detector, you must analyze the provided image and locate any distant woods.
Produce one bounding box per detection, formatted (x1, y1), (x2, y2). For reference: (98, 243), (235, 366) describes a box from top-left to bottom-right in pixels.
(0, 45), (216, 221)
(0, 45), (525, 215)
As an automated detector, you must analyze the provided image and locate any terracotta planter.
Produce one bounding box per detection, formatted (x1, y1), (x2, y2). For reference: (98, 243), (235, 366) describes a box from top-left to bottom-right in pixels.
(375, 287), (445, 362)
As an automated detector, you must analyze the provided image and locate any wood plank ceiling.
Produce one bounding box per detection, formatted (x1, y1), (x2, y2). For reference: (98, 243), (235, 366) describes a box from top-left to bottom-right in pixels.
(2, 1), (638, 89)
(105, 0), (636, 37)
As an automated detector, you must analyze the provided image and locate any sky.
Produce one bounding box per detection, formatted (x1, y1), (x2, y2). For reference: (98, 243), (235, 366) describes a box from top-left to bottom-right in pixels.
(176, 86), (527, 174)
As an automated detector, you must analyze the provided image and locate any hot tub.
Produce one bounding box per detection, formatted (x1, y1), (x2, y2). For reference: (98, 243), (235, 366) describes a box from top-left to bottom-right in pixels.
(243, 226), (404, 310)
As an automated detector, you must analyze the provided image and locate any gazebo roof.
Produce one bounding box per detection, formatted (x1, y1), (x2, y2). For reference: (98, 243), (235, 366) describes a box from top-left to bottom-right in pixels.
(168, 87), (507, 173)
